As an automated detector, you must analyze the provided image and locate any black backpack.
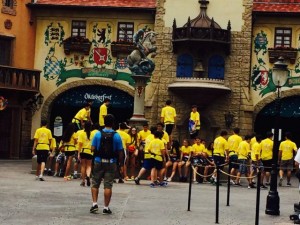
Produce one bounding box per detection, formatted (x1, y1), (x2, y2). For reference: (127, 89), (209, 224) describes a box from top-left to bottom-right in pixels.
(94, 130), (116, 159)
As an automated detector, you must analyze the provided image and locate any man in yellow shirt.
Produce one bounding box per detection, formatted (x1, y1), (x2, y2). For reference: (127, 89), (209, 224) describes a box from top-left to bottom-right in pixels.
(278, 132), (297, 186)
(161, 100), (177, 136)
(189, 105), (200, 139)
(32, 120), (53, 181)
(211, 130), (229, 184)
(72, 103), (91, 131)
(235, 135), (254, 188)
(116, 122), (131, 183)
(261, 131), (274, 186)
(99, 98), (110, 129)
(227, 128), (243, 185)
(135, 126), (156, 185)
(191, 137), (206, 183)
(149, 131), (167, 187)
(249, 135), (266, 189)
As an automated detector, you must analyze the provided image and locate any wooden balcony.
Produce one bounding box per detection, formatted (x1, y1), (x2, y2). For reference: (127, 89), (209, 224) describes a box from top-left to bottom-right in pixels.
(268, 47), (298, 64)
(0, 65), (41, 93)
(172, 26), (231, 54)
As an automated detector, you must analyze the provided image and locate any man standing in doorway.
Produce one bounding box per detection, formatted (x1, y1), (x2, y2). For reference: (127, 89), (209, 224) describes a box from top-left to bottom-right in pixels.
(32, 120), (53, 181)
(189, 105), (200, 140)
(72, 103), (91, 131)
(90, 114), (124, 214)
(99, 98), (110, 130)
(161, 100), (177, 137)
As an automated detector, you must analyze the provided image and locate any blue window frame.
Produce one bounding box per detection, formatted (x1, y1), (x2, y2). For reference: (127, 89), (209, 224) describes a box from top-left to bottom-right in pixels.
(208, 55), (225, 79)
(176, 54), (193, 77)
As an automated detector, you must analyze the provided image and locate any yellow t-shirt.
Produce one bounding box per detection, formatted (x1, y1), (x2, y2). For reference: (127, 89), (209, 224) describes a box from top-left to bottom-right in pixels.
(138, 130), (151, 142)
(117, 130), (131, 150)
(78, 130), (96, 155)
(251, 142), (261, 161)
(237, 140), (250, 160)
(50, 138), (57, 151)
(149, 138), (165, 161)
(181, 145), (192, 156)
(205, 148), (213, 157)
(228, 134), (243, 155)
(62, 133), (77, 151)
(75, 130), (84, 150)
(250, 137), (257, 151)
(144, 134), (155, 159)
(34, 127), (53, 150)
(260, 138), (273, 160)
(279, 139), (297, 160)
(162, 131), (169, 143)
(192, 143), (205, 155)
(72, 108), (88, 122)
(190, 111), (200, 129)
(161, 106), (177, 124)
(213, 136), (228, 157)
(99, 103), (107, 126)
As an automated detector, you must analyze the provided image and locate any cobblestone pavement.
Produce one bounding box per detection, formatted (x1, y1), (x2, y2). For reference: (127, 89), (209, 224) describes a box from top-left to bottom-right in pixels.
(0, 160), (297, 225)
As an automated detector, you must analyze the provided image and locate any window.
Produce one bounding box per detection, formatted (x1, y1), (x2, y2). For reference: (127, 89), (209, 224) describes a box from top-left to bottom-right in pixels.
(208, 55), (225, 79)
(117, 22), (134, 42)
(5, 0), (13, 8)
(0, 37), (12, 66)
(1, 0), (16, 15)
(176, 54), (193, 77)
(71, 21), (86, 37)
(275, 28), (292, 48)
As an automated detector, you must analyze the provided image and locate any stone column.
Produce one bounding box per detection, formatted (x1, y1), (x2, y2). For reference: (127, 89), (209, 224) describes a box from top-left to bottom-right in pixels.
(129, 74), (150, 126)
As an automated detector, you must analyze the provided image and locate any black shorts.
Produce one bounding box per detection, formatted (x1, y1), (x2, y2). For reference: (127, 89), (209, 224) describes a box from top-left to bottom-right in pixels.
(229, 154), (239, 169)
(170, 156), (178, 163)
(262, 159), (272, 172)
(65, 151), (75, 157)
(190, 130), (199, 139)
(151, 158), (163, 170)
(80, 153), (93, 160)
(213, 155), (225, 167)
(36, 150), (49, 164)
(165, 124), (174, 136)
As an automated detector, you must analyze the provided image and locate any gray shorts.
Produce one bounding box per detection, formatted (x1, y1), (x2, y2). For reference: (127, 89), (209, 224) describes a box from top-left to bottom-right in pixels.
(91, 162), (116, 189)
(238, 159), (248, 175)
(280, 159), (294, 171)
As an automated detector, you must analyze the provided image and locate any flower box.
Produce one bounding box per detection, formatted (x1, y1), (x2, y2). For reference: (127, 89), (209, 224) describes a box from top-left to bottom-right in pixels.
(268, 47), (298, 64)
(63, 36), (91, 55)
(111, 41), (136, 57)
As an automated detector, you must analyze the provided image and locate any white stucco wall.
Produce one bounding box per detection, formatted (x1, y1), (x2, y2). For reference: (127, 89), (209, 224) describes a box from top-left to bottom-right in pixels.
(164, 0), (244, 31)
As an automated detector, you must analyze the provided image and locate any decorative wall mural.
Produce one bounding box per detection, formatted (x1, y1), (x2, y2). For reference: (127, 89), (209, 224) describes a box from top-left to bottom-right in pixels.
(42, 22), (134, 86)
(251, 30), (300, 97)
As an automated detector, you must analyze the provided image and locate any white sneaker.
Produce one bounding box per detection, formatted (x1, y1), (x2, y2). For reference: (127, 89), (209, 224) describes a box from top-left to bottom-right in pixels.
(167, 177), (172, 182)
(163, 177), (167, 181)
(230, 179), (235, 185)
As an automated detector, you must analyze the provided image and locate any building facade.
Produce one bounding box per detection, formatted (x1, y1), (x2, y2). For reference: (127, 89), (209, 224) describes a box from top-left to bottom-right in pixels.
(0, 0), (40, 159)
(252, 0), (300, 146)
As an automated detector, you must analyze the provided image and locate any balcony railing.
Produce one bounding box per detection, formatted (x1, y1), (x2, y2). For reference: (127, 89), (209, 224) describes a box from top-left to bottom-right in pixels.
(173, 27), (231, 43)
(0, 65), (41, 92)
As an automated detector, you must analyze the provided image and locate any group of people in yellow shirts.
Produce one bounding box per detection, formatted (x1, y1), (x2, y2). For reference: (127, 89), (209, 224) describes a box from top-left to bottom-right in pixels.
(210, 128), (297, 188)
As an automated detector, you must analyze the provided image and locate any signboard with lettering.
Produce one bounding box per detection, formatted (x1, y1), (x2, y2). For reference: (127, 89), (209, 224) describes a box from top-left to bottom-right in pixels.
(54, 85), (133, 108)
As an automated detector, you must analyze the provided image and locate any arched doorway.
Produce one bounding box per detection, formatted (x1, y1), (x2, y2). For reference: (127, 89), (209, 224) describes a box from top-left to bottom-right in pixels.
(49, 85), (134, 132)
(255, 95), (300, 147)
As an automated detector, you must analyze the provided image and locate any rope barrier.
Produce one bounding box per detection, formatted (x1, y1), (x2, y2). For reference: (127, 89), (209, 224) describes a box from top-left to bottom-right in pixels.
(218, 169), (257, 179)
(191, 165), (215, 178)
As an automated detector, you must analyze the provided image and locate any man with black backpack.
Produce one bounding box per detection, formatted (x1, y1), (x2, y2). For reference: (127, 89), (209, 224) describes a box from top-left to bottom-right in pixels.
(90, 114), (124, 214)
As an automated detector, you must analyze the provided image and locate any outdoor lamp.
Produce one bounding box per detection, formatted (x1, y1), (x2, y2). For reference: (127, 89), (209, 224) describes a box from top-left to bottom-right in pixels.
(272, 56), (289, 89)
(265, 57), (288, 216)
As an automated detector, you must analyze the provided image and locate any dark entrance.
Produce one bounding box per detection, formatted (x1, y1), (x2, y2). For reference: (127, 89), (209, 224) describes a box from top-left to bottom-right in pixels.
(255, 96), (300, 148)
(50, 85), (133, 135)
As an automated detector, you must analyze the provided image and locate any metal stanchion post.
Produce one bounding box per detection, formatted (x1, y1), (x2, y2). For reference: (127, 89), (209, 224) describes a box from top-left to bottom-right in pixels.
(255, 168), (262, 225)
(187, 163), (193, 211)
(216, 165), (220, 224)
(227, 163), (231, 206)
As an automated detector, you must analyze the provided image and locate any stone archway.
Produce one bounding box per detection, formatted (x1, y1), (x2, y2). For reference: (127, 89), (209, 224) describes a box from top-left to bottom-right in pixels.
(41, 79), (135, 120)
(253, 89), (300, 120)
